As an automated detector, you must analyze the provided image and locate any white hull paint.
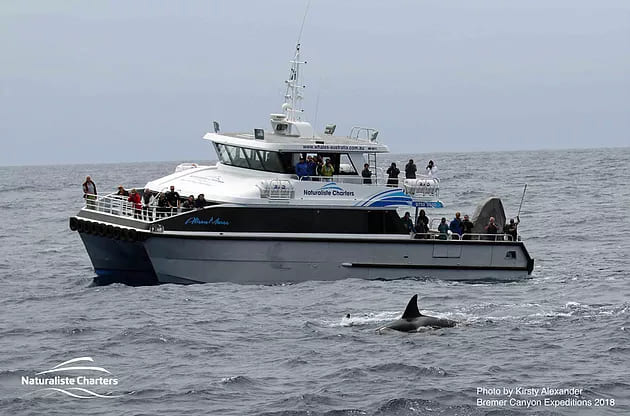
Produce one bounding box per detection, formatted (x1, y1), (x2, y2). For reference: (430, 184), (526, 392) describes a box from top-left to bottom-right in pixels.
(143, 234), (531, 284)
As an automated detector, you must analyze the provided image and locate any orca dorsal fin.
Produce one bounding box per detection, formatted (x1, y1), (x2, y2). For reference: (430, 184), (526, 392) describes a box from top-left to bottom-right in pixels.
(401, 294), (422, 319)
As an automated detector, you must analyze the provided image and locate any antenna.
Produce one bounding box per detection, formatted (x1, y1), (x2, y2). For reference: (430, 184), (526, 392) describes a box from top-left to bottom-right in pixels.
(297, 0), (311, 45)
(282, 0), (310, 122)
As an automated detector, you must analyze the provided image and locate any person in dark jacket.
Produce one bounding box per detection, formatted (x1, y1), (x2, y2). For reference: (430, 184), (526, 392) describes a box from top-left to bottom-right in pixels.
(415, 209), (430, 236)
(386, 163), (400, 187)
(156, 193), (168, 218)
(195, 194), (207, 209)
(361, 163), (372, 184)
(503, 217), (520, 241)
(461, 214), (474, 239)
(116, 185), (129, 197)
(484, 217), (498, 240)
(449, 212), (463, 239)
(437, 217), (449, 240)
(404, 159), (417, 179)
(182, 195), (195, 210)
(165, 185), (180, 212)
(402, 212), (415, 233)
(142, 189), (154, 221)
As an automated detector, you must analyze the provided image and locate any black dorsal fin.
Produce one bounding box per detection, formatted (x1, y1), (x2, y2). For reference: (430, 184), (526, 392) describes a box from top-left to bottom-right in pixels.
(401, 294), (422, 319)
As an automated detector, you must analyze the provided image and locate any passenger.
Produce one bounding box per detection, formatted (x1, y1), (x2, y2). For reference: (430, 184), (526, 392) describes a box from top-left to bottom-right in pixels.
(361, 163), (372, 184)
(503, 216), (520, 241)
(320, 159), (334, 180)
(116, 185), (129, 197)
(165, 185), (180, 214)
(404, 159), (417, 179)
(195, 194), (207, 209)
(485, 216), (498, 240)
(461, 214), (474, 240)
(156, 193), (168, 218)
(182, 195), (195, 210)
(426, 160), (438, 177)
(402, 212), (415, 233)
(127, 188), (142, 219)
(437, 217), (449, 240)
(415, 209), (430, 237)
(306, 156), (317, 178)
(82, 176), (97, 210)
(295, 157), (309, 179)
(449, 212), (463, 239)
(142, 189), (154, 221)
(386, 162), (400, 187)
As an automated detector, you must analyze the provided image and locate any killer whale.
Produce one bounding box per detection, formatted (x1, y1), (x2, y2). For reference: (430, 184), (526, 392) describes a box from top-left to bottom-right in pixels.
(378, 294), (456, 332)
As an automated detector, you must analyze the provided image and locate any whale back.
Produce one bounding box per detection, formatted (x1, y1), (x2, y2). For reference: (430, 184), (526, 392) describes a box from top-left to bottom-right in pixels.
(401, 294), (422, 319)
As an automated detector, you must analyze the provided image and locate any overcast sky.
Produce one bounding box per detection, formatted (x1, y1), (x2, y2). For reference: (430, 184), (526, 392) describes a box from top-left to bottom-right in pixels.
(1, 0), (629, 165)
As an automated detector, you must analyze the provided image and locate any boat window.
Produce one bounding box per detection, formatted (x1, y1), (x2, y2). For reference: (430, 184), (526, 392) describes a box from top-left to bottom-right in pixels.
(242, 148), (265, 170)
(215, 143), (293, 173)
(215, 143), (233, 165)
(225, 145), (250, 168)
(338, 154), (358, 175)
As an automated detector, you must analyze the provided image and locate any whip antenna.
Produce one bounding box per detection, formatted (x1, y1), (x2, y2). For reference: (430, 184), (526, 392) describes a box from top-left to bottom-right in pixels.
(297, 0), (311, 45)
(517, 184), (528, 218)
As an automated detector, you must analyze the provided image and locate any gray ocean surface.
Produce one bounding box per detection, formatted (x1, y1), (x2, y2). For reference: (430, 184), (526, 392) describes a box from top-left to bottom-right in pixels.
(0, 147), (629, 415)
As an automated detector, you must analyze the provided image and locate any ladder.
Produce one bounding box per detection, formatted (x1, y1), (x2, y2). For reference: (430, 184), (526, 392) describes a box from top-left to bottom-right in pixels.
(367, 153), (377, 184)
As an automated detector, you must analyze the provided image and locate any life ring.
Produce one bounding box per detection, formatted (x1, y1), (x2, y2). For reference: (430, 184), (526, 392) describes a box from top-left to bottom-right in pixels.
(106, 225), (114, 238)
(113, 227), (122, 240)
(69, 217), (79, 231)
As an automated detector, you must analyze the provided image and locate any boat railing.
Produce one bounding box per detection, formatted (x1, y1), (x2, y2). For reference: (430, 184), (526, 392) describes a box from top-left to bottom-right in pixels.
(349, 126), (379, 142)
(296, 174), (439, 192)
(83, 192), (195, 222)
(413, 232), (516, 241)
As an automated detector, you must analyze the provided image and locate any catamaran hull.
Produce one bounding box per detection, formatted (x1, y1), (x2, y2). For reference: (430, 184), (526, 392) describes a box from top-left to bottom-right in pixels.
(142, 235), (533, 284)
(79, 233), (158, 286)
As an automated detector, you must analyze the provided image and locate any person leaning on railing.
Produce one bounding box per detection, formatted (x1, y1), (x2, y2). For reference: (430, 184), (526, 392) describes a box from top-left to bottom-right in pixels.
(127, 189), (142, 219)
(82, 176), (97, 210)
(142, 189), (154, 221)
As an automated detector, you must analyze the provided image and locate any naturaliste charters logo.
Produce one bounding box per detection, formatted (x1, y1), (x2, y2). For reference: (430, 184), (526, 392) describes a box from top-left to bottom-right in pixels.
(303, 182), (355, 197)
(21, 357), (121, 399)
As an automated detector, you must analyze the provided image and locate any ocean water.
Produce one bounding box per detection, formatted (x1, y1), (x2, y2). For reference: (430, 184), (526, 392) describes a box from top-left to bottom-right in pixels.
(0, 147), (629, 415)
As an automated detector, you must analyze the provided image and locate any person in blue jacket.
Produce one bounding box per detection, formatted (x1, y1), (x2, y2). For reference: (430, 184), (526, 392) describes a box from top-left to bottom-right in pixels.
(449, 212), (463, 239)
(295, 157), (309, 179)
(306, 155), (317, 177)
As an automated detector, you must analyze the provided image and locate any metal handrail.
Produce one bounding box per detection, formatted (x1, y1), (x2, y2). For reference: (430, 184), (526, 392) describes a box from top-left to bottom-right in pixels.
(83, 192), (194, 222)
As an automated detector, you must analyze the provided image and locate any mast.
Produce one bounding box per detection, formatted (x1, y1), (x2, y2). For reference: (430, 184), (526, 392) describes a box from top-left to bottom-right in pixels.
(283, 43), (306, 122)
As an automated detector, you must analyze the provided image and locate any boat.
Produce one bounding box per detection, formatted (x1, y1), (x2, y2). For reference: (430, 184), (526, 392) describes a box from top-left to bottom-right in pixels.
(69, 44), (534, 285)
